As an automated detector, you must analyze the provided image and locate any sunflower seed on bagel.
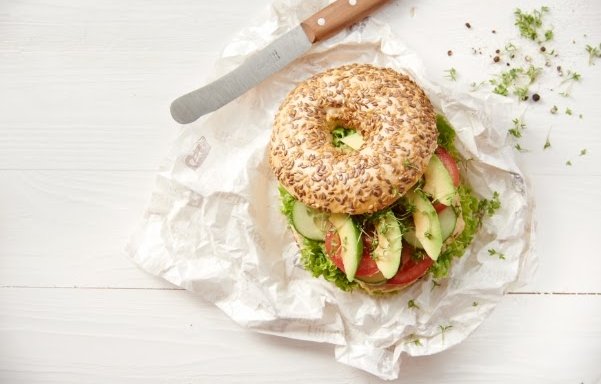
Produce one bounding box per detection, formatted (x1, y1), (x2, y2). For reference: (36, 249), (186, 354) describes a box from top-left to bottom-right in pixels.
(269, 64), (438, 214)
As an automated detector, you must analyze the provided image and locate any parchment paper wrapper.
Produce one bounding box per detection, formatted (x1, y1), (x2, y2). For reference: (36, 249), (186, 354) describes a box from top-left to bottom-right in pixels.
(128, 0), (537, 379)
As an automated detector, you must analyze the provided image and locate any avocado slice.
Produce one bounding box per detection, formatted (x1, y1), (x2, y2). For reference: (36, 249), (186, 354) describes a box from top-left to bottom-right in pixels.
(329, 213), (363, 282)
(372, 211), (403, 279)
(340, 132), (364, 150)
(423, 154), (456, 206)
(403, 206), (458, 248)
(406, 191), (442, 261)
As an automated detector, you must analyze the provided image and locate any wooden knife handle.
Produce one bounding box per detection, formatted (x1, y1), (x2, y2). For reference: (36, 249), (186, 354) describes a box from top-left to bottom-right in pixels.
(300, 0), (390, 43)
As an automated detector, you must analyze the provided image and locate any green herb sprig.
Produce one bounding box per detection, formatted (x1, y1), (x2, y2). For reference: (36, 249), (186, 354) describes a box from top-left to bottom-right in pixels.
(488, 248), (506, 260)
(514, 7), (552, 42)
(508, 118), (526, 138)
(585, 43), (601, 65)
(445, 68), (458, 81)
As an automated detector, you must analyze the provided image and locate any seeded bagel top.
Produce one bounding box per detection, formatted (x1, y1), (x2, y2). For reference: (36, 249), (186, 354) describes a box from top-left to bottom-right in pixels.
(269, 64), (438, 214)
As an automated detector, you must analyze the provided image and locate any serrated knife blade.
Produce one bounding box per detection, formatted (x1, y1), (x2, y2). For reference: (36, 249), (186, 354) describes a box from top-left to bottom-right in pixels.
(170, 0), (390, 124)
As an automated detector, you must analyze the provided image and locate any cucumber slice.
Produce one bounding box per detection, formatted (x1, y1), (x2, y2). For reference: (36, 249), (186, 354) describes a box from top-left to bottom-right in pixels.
(438, 206), (457, 240)
(372, 211), (403, 279)
(329, 213), (362, 282)
(356, 271), (387, 284)
(291, 200), (328, 241)
(406, 190), (442, 261)
(403, 228), (423, 249)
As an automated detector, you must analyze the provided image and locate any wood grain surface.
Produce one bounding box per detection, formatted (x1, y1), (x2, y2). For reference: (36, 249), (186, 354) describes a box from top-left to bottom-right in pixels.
(1, 0), (600, 382)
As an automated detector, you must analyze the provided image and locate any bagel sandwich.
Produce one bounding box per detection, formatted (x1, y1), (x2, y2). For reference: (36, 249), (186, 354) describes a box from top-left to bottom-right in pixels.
(269, 64), (499, 295)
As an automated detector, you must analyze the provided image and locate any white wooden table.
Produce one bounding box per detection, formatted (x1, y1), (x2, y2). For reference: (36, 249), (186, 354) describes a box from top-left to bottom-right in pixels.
(1, 0), (600, 382)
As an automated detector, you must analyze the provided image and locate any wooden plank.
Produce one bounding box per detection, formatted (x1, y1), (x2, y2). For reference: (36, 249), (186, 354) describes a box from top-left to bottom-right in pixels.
(519, 174), (601, 293)
(0, 50), (200, 170)
(0, 288), (599, 383)
(0, 170), (172, 288)
(0, 0), (273, 53)
(0, 170), (599, 293)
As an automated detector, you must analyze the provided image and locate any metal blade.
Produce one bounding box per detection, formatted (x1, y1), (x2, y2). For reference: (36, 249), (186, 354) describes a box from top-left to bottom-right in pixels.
(170, 26), (312, 124)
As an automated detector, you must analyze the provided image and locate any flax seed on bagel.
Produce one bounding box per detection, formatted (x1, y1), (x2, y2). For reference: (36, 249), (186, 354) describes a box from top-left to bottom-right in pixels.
(269, 64), (438, 214)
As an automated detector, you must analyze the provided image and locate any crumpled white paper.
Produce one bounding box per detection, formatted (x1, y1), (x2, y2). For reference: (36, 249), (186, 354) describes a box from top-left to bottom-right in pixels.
(127, 0), (536, 379)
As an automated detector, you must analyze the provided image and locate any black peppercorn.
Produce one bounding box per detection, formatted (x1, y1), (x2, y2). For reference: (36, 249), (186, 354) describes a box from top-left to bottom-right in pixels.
(532, 93), (541, 102)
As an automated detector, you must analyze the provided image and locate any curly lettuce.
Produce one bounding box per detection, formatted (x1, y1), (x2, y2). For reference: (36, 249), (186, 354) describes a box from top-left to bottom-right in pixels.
(429, 186), (500, 277)
(299, 238), (356, 291)
(331, 126), (356, 148)
(429, 116), (502, 277)
(436, 114), (460, 158)
(278, 187), (356, 291)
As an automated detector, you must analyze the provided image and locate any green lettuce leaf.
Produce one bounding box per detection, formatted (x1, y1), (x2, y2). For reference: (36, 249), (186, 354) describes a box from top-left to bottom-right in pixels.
(430, 186), (501, 278)
(299, 238), (356, 292)
(331, 126), (356, 148)
(436, 114), (460, 159)
(429, 114), (501, 278)
(278, 186), (356, 291)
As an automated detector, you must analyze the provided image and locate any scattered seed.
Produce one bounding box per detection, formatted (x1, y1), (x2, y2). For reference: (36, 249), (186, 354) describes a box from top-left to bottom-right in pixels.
(540, 46), (546, 52)
(492, 30), (497, 34)
(494, 56), (500, 63)
(495, 49), (501, 54)
(465, 22), (472, 29)
(447, 50), (453, 56)
(532, 93), (541, 102)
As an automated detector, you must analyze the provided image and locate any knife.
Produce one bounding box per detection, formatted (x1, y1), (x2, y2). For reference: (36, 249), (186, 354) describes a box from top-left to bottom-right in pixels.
(170, 0), (390, 124)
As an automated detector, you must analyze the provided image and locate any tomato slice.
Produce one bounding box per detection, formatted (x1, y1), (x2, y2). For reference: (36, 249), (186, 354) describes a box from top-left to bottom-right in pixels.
(325, 229), (381, 278)
(386, 245), (433, 286)
(432, 147), (461, 211)
(435, 147), (460, 187)
(433, 202), (447, 213)
(324, 229), (343, 270)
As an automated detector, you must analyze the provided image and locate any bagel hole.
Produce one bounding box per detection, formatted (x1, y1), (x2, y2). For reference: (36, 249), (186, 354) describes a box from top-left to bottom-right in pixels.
(330, 122), (364, 151)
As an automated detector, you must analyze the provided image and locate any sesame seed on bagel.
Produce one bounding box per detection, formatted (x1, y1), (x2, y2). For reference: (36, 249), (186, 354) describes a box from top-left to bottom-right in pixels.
(269, 64), (438, 214)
